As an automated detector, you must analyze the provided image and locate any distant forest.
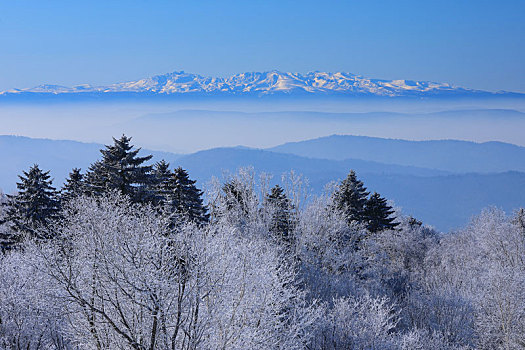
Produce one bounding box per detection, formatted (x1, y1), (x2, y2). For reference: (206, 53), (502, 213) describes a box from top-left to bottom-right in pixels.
(0, 135), (524, 349)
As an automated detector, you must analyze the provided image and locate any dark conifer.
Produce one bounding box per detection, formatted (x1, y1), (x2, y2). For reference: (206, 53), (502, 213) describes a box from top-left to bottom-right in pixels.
(0, 191), (14, 252)
(151, 160), (173, 206)
(84, 135), (154, 203)
(364, 192), (398, 233)
(170, 167), (208, 225)
(332, 170), (369, 225)
(2, 164), (60, 243)
(265, 184), (295, 244)
(61, 168), (84, 202)
(83, 160), (105, 197)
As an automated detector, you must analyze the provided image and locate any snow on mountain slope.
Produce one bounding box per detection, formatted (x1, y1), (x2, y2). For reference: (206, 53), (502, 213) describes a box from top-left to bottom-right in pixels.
(1, 71), (495, 97)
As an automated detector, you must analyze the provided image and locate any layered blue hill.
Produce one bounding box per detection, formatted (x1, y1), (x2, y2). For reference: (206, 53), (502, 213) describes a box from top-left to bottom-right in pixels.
(269, 134), (525, 173)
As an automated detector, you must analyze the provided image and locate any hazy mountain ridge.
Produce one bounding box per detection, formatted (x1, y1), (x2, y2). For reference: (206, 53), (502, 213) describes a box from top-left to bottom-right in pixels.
(1, 71), (515, 98)
(175, 147), (448, 180)
(269, 134), (525, 173)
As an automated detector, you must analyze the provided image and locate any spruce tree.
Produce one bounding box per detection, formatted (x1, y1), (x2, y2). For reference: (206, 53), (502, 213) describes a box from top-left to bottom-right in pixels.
(170, 167), (208, 225)
(2, 164), (60, 242)
(83, 160), (105, 197)
(150, 162), (207, 224)
(364, 192), (398, 233)
(61, 168), (84, 202)
(332, 170), (369, 225)
(84, 135), (154, 203)
(151, 160), (173, 206)
(0, 190), (14, 252)
(265, 185), (295, 244)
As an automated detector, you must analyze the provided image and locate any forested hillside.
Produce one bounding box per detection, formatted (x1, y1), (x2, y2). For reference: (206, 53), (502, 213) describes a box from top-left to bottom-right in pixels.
(1, 136), (524, 349)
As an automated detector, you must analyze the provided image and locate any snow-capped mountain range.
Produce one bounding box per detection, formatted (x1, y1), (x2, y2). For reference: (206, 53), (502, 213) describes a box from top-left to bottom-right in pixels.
(0, 71), (514, 97)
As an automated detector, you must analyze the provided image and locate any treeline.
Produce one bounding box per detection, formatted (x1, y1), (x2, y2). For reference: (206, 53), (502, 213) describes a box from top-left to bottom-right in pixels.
(0, 135), (395, 251)
(0, 135), (524, 349)
(0, 135), (209, 249)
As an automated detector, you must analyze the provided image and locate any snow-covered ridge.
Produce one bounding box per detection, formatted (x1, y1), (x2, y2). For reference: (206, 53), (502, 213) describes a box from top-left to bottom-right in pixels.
(1, 70), (484, 97)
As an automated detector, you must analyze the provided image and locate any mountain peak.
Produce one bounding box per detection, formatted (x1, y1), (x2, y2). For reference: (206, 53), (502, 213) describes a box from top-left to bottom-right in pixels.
(0, 70), (512, 98)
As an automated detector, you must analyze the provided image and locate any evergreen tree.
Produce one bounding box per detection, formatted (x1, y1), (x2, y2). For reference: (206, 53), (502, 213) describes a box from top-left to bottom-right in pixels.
(84, 135), (154, 203)
(151, 160), (173, 206)
(265, 185), (295, 244)
(83, 160), (105, 196)
(61, 168), (84, 202)
(2, 164), (60, 242)
(364, 192), (398, 233)
(170, 167), (208, 225)
(332, 170), (369, 225)
(0, 190), (14, 252)
(150, 163), (208, 224)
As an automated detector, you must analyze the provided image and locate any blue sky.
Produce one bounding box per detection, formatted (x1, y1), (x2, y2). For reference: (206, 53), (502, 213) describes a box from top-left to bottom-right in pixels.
(0, 0), (524, 92)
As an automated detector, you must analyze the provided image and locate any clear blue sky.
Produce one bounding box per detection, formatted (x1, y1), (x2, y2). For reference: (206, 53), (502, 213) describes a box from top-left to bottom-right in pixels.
(0, 0), (524, 92)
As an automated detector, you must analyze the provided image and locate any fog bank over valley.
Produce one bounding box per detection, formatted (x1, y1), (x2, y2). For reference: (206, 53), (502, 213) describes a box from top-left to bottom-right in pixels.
(1, 96), (524, 153)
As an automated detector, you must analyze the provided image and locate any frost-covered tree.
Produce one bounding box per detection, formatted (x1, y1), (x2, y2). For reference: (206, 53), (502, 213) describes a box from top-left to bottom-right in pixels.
(265, 184), (295, 244)
(295, 193), (367, 302)
(399, 328), (469, 350)
(2, 157), (525, 349)
(311, 294), (399, 350)
(280, 170), (309, 214)
(360, 213), (439, 303)
(84, 135), (154, 203)
(210, 168), (261, 229)
(38, 192), (318, 349)
(2, 164), (59, 243)
(416, 207), (525, 349)
(43, 194), (193, 349)
(0, 245), (67, 349)
(222, 179), (251, 216)
(513, 207), (525, 236)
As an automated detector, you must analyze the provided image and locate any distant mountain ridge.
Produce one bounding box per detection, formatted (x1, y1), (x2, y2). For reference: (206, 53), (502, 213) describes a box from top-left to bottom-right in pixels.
(1, 71), (518, 98)
(268, 135), (525, 173)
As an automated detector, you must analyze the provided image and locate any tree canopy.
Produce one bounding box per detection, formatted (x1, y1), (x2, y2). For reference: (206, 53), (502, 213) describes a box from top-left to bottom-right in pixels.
(2, 164), (59, 244)
(84, 135), (154, 203)
(332, 170), (369, 225)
